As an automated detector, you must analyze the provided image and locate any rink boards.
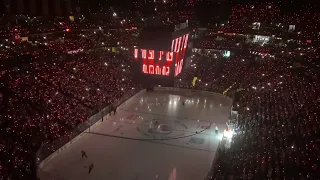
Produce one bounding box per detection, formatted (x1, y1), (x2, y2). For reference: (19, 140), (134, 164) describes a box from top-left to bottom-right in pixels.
(39, 87), (232, 180)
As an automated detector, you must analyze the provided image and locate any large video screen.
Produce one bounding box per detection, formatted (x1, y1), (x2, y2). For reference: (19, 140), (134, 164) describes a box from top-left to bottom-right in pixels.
(134, 33), (189, 77)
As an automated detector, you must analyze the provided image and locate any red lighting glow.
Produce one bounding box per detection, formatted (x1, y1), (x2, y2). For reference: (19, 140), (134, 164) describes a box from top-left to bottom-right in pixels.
(159, 51), (164, 60)
(134, 49), (138, 60)
(174, 33), (189, 76)
(166, 52), (173, 61)
(149, 65), (154, 74)
(148, 50), (155, 60)
(174, 38), (179, 52)
(143, 64), (170, 75)
(183, 34), (189, 49)
(134, 33), (189, 77)
(177, 37), (182, 52)
(141, 49), (147, 59)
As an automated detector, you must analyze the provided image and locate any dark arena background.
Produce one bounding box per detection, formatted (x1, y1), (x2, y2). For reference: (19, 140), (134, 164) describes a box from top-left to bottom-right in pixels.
(132, 19), (192, 88)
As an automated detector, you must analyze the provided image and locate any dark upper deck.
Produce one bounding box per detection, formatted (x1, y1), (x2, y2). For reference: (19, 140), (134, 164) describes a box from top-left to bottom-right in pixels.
(138, 19), (191, 51)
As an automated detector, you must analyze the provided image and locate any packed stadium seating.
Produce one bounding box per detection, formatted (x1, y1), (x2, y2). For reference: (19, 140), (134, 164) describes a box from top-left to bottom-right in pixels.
(1, 2), (320, 180)
(0, 24), (136, 179)
(176, 38), (320, 179)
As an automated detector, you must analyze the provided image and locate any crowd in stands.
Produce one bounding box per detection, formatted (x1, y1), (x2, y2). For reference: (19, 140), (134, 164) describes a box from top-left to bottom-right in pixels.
(0, 7), (192, 179)
(0, 26), (137, 179)
(176, 3), (320, 178)
(176, 32), (320, 179)
(221, 3), (320, 42)
(1, 1), (320, 180)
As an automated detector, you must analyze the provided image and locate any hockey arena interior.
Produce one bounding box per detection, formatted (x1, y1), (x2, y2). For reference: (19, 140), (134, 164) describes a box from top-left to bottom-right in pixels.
(0, 1), (319, 180)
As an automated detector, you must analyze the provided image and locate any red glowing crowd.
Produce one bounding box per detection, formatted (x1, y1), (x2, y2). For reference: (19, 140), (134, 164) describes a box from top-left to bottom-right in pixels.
(0, 28), (137, 179)
(1, 2), (320, 180)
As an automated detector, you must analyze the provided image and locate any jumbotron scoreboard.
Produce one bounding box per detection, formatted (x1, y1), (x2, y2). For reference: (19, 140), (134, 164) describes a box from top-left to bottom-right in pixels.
(133, 20), (191, 87)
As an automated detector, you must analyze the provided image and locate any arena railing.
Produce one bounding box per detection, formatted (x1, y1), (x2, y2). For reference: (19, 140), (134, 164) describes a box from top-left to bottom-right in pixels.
(35, 88), (144, 176)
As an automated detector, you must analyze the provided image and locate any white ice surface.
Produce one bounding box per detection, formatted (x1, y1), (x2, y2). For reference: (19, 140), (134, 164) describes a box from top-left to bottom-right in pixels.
(40, 90), (232, 180)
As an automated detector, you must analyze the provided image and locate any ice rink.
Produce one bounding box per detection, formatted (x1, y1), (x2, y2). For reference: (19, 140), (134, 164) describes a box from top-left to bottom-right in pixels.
(40, 89), (232, 180)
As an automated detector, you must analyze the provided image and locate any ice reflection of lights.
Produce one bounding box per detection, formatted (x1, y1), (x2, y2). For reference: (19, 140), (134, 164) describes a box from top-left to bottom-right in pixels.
(168, 168), (177, 180)
(216, 133), (224, 141)
(168, 100), (178, 110)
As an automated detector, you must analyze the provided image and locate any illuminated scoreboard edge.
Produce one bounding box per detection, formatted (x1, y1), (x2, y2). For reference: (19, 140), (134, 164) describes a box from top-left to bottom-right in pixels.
(134, 33), (190, 77)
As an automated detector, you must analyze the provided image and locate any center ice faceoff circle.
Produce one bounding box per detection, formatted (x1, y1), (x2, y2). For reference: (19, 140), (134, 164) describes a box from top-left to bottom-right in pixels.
(147, 120), (173, 134)
(138, 118), (188, 138)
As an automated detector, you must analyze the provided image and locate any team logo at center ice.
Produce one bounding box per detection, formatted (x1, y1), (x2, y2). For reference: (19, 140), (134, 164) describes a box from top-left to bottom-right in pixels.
(148, 120), (173, 135)
(137, 119), (188, 139)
